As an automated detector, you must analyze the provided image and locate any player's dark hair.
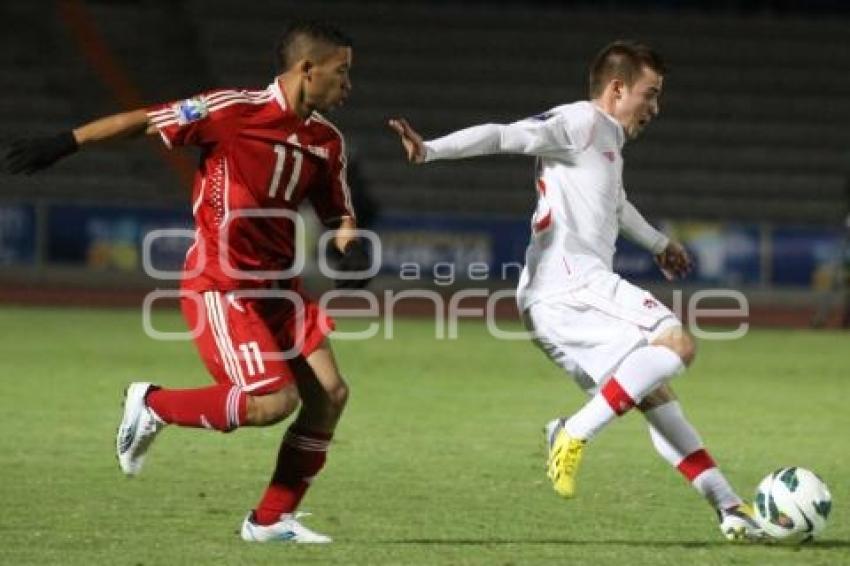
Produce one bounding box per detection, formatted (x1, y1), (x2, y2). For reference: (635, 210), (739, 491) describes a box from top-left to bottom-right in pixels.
(275, 20), (353, 72)
(588, 40), (666, 99)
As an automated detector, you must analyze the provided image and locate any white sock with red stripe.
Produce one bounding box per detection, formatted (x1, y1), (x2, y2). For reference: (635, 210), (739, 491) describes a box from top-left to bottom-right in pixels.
(645, 401), (742, 510)
(564, 345), (684, 441)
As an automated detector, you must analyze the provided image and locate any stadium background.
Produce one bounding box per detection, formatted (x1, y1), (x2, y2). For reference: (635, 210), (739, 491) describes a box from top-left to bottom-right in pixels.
(0, 0), (848, 326)
(1, 2), (850, 565)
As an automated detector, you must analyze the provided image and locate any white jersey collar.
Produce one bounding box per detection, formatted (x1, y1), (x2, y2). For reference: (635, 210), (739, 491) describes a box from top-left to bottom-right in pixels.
(269, 78), (316, 123)
(592, 104), (625, 149)
(270, 79), (288, 112)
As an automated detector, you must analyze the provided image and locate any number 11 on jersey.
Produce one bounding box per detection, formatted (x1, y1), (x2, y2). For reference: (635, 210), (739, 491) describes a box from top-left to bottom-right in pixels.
(268, 144), (303, 200)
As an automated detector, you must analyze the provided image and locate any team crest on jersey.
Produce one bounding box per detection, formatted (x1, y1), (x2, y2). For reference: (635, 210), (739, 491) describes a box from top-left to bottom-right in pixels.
(603, 150), (616, 162)
(175, 97), (209, 125)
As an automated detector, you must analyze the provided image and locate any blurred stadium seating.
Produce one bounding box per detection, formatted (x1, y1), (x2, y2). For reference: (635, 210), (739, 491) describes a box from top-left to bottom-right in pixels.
(0, 1), (848, 324)
(1, 0), (848, 219)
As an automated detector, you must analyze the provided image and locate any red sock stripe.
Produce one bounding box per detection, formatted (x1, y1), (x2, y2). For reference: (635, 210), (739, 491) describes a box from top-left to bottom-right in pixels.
(284, 433), (330, 452)
(600, 378), (635, 416)
(254, 426), (332, 525)
(677, 448), (717, 481)
(288, 426), (333, 441)
(226, 386), (246, 430)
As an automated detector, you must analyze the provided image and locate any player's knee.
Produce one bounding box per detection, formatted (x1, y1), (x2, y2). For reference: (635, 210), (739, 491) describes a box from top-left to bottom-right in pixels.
(309, 379), (349, 422)
(327, 379), (349, 415)
(679, 331), (697, 366)
(671, 330), (697, 366)
(246, 387), (300, 426)
(653, 327), (697, 367)
(637, 384), (677, 412)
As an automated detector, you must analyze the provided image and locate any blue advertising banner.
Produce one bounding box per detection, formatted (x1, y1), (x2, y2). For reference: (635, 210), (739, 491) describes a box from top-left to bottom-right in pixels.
(0, 204), (36, 265)
(375, 213), (529, 281)
(375, 214), (769, 286)
(613, 238), (665, 282)
(771, 227), (843, 288)
(47, 204), (192, 272)
(37, 203), (845, 289)
(616, 222), (762, 286)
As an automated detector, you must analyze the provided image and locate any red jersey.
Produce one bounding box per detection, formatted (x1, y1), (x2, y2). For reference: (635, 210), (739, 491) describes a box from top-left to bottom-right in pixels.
(146, 80), (354, 292)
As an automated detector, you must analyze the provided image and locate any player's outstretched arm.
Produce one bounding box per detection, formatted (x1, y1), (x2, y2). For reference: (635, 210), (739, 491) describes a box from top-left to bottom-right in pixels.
(389, 112), (576, 163)
(73, 109), (159, 146)
(1, 109), (157, 175)
(388, 118), (426, 164)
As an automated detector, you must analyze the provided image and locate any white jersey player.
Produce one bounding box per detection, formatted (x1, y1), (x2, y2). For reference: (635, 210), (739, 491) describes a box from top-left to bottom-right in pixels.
(390, 40), (763, 542)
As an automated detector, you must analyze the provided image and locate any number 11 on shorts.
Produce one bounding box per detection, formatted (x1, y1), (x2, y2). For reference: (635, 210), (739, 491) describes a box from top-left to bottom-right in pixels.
(239, 341), (266, 376)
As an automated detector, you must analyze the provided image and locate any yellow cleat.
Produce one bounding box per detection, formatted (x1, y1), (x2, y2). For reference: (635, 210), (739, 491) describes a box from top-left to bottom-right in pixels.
(545, 419), (586, 498)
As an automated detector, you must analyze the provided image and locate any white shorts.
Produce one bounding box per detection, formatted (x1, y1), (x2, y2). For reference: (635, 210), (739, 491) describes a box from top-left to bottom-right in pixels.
(524, 271), (680, 394)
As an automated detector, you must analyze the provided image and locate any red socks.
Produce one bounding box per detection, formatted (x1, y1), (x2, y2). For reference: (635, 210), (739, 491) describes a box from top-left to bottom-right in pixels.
(145, 387), (334, 524)
(253, 426), (332, 525)
(146, 384), (246, 432)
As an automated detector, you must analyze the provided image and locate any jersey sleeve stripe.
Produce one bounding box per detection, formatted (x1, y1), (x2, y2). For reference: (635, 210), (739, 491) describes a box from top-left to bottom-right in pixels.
(156, 130), (172, 149)
(150, 95), (274, 129)
(147, 109), (176, 125)
(150, 113), (177, 126)
(148, 107), (174, 119)
(338, 152), (353, 215)
(205, 90), (273, 106)
(204, 93), (273, 110)
(204, 89), (259, 104)
(312, 113), (355, 217)
(205, 92), (264, 106)
(149, 87), (273, 118)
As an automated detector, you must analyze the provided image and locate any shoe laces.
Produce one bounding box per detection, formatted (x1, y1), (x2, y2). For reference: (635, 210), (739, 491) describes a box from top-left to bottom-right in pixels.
(562, 439), (584, 472)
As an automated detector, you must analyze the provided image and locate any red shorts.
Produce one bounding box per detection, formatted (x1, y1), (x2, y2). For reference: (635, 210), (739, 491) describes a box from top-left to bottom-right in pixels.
(181, 280), (334, 395)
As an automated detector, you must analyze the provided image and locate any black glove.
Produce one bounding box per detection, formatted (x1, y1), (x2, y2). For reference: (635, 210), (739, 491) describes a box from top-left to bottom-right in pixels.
(332, 239), (373, 289)
(1, 131), (78, 175)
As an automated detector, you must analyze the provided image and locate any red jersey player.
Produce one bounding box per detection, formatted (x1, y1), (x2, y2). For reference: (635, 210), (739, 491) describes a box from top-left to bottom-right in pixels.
(1, 21), (368, 543)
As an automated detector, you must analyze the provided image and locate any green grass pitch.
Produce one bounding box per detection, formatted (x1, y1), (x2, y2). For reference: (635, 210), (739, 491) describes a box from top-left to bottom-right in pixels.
(0, 305), (847, 565)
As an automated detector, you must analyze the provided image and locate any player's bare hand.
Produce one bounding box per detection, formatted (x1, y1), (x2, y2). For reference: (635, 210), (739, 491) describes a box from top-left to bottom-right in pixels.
(654, 240), (693, 281)
(388, 118), (426, 164)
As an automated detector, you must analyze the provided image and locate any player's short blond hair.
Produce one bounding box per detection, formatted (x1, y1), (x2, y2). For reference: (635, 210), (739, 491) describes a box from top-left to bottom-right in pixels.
(588, 41), (666, 99)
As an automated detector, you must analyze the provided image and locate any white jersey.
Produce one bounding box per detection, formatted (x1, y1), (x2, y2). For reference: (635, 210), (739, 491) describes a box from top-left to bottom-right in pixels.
(423, 101), (668, 311)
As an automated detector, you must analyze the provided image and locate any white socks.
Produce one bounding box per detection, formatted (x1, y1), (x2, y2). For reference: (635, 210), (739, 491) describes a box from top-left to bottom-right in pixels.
(645, 401), (702, 461)
(644, 401), (742, 510)
(612, 345), (686, 400)
(564, 345), (685, 441)
(562, 395), (615, 441)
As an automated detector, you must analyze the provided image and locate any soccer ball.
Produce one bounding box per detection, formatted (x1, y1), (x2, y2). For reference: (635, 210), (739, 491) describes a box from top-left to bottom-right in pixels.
(754, 467), (832, 543)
